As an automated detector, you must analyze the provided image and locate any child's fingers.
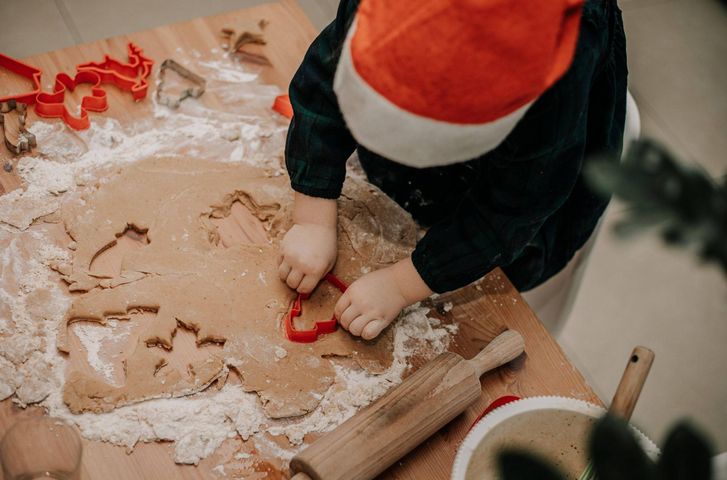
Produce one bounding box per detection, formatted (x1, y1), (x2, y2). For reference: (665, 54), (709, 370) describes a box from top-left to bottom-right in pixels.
(339, 304), (360, 330)
(278, 261), (292, 281)
(297, 274), (319, 294)
(334, 293), (351, 321)
(348, 314), (373, 337)
(361, 319), (388, 340)
(286, 269), (304, 290)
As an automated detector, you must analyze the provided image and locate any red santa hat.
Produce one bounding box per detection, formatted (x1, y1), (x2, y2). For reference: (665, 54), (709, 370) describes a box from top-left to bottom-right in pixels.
(334, 0), (584, 167)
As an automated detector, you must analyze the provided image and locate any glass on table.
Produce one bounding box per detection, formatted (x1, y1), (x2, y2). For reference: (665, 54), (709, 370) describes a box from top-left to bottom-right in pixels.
(0, 417), (82, 480)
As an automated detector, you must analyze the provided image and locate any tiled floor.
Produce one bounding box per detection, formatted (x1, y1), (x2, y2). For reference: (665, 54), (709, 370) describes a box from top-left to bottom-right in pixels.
(2, 0), (726, 453)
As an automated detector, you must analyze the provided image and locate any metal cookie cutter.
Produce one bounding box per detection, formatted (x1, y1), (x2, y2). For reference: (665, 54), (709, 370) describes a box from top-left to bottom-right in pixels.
(156, 59), (206, 109)
(285, 273), (348, 343)
(1, 100), (37, 157)
(77, 42), (154, 101)
(35, 71), (108, 130)
(0, 53), (42, 105)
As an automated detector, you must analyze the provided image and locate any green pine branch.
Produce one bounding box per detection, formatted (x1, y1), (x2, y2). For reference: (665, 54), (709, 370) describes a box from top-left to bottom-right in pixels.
(584, 139), (727, 277)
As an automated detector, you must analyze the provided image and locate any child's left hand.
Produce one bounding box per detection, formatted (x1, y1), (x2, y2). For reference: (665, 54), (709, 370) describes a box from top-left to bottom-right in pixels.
(334, 257), (433, 340)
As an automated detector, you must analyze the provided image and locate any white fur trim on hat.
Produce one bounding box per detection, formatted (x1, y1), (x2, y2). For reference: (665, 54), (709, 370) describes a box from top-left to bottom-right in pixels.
(333, 21), (533, 168)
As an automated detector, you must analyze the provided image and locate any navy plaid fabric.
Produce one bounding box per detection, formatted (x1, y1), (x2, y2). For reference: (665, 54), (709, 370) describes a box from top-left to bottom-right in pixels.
(285, 0), (627, 293)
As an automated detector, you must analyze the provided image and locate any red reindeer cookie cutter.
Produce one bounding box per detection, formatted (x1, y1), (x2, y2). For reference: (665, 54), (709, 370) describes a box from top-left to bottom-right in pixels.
(0, 53), (42, 105)
(77, 42), (154, 101)
(285, 273), (348, 343)
(35, 71), (108, 130)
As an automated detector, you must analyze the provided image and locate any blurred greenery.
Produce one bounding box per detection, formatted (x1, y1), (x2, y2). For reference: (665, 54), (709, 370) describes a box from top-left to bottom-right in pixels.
(497, 415), (713, 480)
(584, 139), (727, 277)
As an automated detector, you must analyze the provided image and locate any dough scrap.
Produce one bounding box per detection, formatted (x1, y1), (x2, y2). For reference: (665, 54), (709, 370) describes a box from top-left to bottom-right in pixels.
(0, 355), (18, 401)
(59, 157), (417, 418)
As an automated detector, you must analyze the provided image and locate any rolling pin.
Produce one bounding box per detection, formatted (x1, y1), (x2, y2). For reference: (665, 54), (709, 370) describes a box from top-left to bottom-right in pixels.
(290, 329), (525, 480)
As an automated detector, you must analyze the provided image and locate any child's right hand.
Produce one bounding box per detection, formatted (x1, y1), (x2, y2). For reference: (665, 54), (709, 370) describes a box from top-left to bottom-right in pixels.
(278, 192), (338, 294)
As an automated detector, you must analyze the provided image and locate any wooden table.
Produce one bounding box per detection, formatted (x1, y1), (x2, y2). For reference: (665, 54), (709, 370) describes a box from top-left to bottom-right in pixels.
(0, 1), (600, 478)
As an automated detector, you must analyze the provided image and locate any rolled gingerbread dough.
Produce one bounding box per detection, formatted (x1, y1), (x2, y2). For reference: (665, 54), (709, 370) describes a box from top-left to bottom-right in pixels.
(57, 157), (418, 418)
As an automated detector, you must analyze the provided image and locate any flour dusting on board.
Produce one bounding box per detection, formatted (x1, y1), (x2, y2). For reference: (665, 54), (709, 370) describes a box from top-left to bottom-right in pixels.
(0, 50), (458, 465)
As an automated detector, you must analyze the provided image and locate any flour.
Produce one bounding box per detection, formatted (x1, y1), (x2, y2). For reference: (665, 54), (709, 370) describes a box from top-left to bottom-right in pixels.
(71, 320), (131, 385)
(0, 228), (71, 407)
(0, 47), (459, 467)
(198, 59), (260, 83)
(47, 304), (456, 465)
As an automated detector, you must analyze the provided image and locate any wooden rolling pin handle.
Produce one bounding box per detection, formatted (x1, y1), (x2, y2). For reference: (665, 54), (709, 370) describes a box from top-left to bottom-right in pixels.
(609, 346), (655, 420)
(290, 474), (312, 480)
(468, 330), (525, 378)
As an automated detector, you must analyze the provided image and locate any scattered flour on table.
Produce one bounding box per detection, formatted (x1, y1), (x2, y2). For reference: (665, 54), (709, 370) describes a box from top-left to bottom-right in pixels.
(0, 228), (71, 406)
(0, 49), (459, 466)
(71, 320), (131, 386)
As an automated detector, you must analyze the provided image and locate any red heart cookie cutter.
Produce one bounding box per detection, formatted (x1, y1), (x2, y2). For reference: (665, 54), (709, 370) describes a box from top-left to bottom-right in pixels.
(35, 71), (108, 130)
(77, 42), (154, 101)
(285, 273), (348, 343)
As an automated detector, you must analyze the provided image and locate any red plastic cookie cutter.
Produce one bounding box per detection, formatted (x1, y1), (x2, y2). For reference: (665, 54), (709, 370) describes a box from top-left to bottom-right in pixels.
(272, 94), (293, 119)
(35, 71), (108, 130)
(77, 42), (154, 101)
(467, 395), (521, 432)
(285, 273), (348, 343)
(0, 53), (42, 105)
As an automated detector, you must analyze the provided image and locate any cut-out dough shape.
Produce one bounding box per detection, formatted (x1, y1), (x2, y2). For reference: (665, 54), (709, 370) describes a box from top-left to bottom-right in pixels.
(58, 157), (418, 418)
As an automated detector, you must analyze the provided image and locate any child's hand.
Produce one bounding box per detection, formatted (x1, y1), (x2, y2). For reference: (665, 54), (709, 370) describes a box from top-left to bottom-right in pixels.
(279, 223), (337, 293)
(278, 192), (338, 294)
(334, 257), (433, 340)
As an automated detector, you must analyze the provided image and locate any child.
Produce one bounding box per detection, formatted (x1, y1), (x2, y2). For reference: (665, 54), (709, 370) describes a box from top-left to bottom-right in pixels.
(278, 0), (627, 340)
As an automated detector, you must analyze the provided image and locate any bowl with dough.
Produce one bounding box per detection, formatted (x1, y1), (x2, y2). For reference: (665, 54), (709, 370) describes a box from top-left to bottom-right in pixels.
(451, 396), (659, 480)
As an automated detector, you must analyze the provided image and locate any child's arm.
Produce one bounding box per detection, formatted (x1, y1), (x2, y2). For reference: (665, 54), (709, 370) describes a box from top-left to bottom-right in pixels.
(279, 1), (359, 293)
(285, 0), (359, 200)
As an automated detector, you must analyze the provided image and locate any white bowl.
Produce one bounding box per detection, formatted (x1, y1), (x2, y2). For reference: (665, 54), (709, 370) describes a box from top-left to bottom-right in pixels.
(451, 396), (660, 480)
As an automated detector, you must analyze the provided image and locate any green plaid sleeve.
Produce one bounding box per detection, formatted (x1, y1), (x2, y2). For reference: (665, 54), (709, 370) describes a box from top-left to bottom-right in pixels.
(285, 0), (359, 199)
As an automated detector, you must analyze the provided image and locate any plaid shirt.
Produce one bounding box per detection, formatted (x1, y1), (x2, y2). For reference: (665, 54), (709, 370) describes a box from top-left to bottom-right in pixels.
(285, 0), (627, 293)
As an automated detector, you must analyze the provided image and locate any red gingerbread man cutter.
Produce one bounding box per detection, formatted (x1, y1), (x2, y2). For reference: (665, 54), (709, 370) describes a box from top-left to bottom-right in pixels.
(35, 71), (109, 130)
(285, 273), (348, 343)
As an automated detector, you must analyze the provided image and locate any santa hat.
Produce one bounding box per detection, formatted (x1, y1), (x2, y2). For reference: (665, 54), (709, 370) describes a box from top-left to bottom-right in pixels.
(334, 0), (584, 168)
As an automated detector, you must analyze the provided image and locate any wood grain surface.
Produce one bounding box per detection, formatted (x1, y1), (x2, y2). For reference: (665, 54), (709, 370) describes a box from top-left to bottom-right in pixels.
(0, 2), (601, 479)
